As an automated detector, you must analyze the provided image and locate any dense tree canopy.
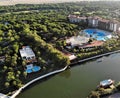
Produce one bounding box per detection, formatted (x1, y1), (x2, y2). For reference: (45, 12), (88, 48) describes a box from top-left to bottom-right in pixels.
(0, 1), (120, 94)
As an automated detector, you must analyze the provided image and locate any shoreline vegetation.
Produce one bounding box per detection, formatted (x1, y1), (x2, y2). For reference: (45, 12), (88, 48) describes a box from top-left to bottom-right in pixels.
(88, 80), (120, 98)
(10, 50), (120, 98)
(8, 50), (120, 98)
(0, 1), (120, 98)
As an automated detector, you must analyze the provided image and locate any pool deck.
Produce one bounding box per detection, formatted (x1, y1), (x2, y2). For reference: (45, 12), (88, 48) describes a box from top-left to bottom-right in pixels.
(83, 29), (112, 41)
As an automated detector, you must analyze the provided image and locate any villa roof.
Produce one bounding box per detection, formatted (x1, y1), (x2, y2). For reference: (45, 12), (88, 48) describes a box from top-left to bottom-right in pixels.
(19, 46), (35, 58)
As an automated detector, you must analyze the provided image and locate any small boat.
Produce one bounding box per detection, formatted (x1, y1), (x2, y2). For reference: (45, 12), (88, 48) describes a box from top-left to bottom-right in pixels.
(99, 79), (114, 88)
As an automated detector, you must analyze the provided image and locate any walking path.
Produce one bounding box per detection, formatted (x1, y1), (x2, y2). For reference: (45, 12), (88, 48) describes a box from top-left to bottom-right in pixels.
(71, 50), (120, 65)
(2, 49), (120, 98)
(10, 66), (67, 98)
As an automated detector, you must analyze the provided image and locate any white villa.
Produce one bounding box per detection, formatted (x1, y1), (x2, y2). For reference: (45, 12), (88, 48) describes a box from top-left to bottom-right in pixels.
(19, 46), (36, 63)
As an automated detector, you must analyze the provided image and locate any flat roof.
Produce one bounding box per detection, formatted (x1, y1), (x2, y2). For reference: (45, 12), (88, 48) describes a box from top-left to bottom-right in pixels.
(20, 46), (35, 58)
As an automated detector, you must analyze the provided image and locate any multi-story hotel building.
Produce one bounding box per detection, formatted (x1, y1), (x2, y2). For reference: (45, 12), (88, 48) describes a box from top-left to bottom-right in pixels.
(68, 14), (120, 32)
(68, 15), (87, 23)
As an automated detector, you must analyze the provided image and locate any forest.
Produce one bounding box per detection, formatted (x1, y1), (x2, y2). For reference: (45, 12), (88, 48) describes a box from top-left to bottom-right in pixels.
(0, 1), (120, 95)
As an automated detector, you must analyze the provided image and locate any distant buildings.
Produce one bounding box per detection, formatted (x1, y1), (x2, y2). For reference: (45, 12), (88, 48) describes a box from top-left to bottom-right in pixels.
(68, 15), (87, 23)
(68, 14), (120, 32)
(19, 46), (37, 63)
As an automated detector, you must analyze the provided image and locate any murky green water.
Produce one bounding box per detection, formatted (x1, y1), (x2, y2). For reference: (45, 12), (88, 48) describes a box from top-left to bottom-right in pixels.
(17, 53), (120, 98)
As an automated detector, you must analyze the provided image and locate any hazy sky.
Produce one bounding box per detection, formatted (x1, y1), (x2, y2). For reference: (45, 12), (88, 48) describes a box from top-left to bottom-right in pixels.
(0, 0), (120, 5)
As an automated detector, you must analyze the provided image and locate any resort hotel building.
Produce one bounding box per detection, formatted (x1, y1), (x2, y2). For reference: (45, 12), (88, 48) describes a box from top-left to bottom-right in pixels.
(68, 14), (120, 32)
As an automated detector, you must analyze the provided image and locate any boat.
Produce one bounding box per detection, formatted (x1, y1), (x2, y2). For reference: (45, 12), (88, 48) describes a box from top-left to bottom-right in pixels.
(99, 79), (114, 88)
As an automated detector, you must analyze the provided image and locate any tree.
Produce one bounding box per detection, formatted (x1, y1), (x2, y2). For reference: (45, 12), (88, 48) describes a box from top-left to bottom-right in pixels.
(13, 42), (19, 53)
(89, 91), (100, 98)
(11, 56), (17, 66)
(17, 71), (21, 75)
(23, 72), (27, 78)
(116, 82), (120, 91)
(17, 83), (23, 88)
(6, 72), (15, 81)
(12, 81), (17, 86)
(22, 60), (26, 66)
(5, 82), (10, 88)
(3, 66), (7, 72)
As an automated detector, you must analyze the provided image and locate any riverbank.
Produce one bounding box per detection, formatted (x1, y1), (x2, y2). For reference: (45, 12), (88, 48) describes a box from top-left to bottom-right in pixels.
(10, 66), (67, 98)
(88, 80), (120, 98)
(70, 49), (120, 66)
(7, 49), (120, 98)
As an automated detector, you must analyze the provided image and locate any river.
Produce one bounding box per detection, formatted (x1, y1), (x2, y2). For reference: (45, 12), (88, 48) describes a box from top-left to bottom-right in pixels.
(17, 53), (120, 98)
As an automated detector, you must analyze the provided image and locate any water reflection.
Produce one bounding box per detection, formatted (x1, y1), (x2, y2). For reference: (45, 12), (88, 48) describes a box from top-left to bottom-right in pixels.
(59, 69), (71, 78)
(17, 53), (120, 98)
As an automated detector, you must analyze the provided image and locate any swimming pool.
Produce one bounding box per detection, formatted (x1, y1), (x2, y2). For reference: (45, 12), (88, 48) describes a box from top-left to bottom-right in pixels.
(26, 65), (41, 73)
(33, 66), (41, 72)
(84, 29), (112, 41)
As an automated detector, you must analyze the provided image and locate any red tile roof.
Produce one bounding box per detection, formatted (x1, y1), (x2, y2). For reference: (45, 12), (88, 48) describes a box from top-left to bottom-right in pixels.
(79, 41), (104, 48)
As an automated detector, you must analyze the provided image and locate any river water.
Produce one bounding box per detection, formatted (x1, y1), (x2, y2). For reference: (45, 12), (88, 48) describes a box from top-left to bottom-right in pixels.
(17, 53), (120, 98)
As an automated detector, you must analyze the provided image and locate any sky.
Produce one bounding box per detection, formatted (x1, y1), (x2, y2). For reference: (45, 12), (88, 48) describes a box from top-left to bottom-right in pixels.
(0, 0), (120, 5)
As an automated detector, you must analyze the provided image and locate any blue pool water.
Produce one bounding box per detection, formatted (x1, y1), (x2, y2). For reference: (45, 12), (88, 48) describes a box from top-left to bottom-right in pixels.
(84, 29), (112, 41)
(26, 69), (32, 73)
(26, 66), (41, 73)
(33, 66), (41, 72)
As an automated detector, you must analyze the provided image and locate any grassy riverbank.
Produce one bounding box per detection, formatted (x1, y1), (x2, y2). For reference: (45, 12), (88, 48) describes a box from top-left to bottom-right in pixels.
(0, 1), (120, 96)
(88, 81), (120, 98)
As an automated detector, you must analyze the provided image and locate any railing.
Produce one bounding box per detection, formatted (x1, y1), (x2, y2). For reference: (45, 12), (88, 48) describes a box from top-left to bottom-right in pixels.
(10, 66), (67, 98)
(6, 49), (120, 98)
(70, 50), (120, 65)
